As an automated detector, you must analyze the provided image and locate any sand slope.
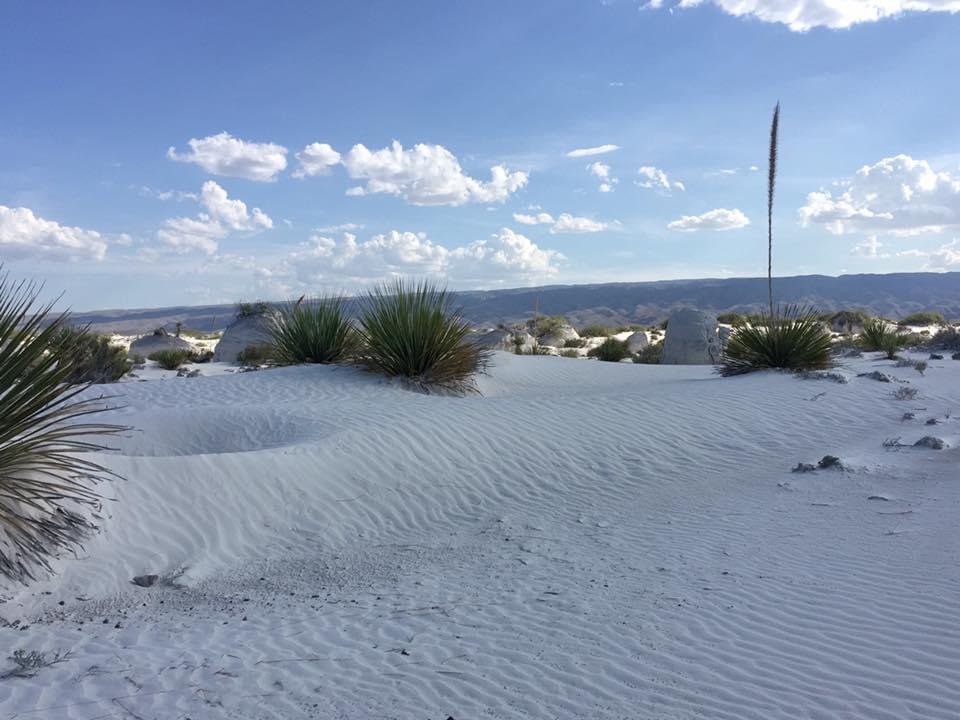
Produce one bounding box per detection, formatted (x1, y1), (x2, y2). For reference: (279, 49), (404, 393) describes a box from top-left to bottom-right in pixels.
(1, 352), (958, 719)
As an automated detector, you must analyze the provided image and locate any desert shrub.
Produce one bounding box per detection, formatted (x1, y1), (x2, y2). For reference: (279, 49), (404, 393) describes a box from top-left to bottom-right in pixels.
(189, 349), (214, 363)
(559, 349), (580, 358)
(929, 326), (960, 350)
(899, 311), (946, 326)
(898, 332), (925, 348)
(523, 343), (552, 356)
(0, 274), (125, 583)
(829, 309), (869, 332)
(270, 297), (358, 365)
(716, 312), (744, 326)
(358, 280), (490, 390)
(129, 353), (146, 366)
(859, 317), (896, 352)
(148, 349), (190, 370)
(236, 301), (270, 318)
(953, 352), (960, 360)
(587, 337), (630, 362)
(49, 327), (131, 384)
(530, 315), (566, 336)
(236, 344), (275, 366)
(578, 324), (612, 338)
(893, 386), (919, 401)
(564, 337), (586, 348)
(633, 340), (664, 364)
(914, 361), (928, 375)
(719, 306), (834, 376)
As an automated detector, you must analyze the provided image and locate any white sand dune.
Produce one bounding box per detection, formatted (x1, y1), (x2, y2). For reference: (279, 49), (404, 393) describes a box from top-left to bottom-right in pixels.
(1, 352), (958, 719)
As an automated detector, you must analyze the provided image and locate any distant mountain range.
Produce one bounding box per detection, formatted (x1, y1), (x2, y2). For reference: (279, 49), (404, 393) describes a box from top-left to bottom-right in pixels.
(71, 271), (960, 335)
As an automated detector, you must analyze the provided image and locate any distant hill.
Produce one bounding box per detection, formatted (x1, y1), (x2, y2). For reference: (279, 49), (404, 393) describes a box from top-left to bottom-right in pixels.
(71, 271), (960, 335)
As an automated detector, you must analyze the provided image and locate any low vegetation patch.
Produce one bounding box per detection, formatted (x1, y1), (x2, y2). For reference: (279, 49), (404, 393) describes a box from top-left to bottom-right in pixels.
(148, 349), (190, 370)
(237, 344), (275, 366)
(563, 337), (587, 348)
(235, 301), (270, 318)
(588, 337), (630, 362)
(930, 326), (960, 350)
(358, 280), (490, 391)
(719, 306), (833, 376)
(50, 327), (131, 384)
(899, 311), (946, 326)
(859, 317), (896, 352)
(579, 324), (613, 338)
(633, 340), (664, 364)
(270, 297), (358, 365)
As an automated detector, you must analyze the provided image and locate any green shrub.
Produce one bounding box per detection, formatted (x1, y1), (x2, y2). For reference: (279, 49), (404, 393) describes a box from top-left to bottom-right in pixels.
(236, 301), (270, 318)
(563, 337), (586, 348)
(633, 340), (664, 364)
(719, 306), (834, 376)
(358, 280), (491, 390)
(899, 311), (946, 326)
(0, 274), (125, 583)
(530, 315), (567, 336)
(578, 324), (612, 338)
(930, 326), (960, 350)
(559, 349), (580, 358)
(189, 349), (214, 363)
(879, 333), (902, 360)
(148, 349), (190, 370)
(829, 309), (869, 332)
(859, 317), (895, 352)
(716, 312), (744, 326)
(587, 337), (630, 362)
(270, 297), (358, 365)
(50, 327), (131, 384)
(236, 344), (275, 366)
(523, 343), (552, 356)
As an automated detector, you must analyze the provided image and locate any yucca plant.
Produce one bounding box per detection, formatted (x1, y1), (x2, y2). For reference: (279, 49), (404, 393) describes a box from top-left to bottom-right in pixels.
(720, 305), (834, 376)
(0, 275), (125, 583)
(358, 279), (491, 391)
(270, 297), (359, 365)
(859, 317), (897, 352)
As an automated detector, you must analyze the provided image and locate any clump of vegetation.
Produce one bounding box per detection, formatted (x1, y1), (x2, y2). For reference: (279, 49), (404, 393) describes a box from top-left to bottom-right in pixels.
(189, 349), (214, 363)
(929, 326), (960, 350)
(522, 343), (552, 356)
(716, 312), (745, 326)
(236, 301), (270, 318)
(953, 352), (960, 360)
(817, 455), (842, 470)
(1, 649), (71, 679)
(270, 297), (358, 365)
(633, 340), (664, 364)
(587, 337), (630, 362)
(49, 327), (131, 384)
(563, 337), (587, 348)
(859, 317), (896, 352)
(893, 386), (919, 401)
(530, 315), (567, 337)
(0, 274), (125, 583)
(358, 280), (490, 391)
(720, 306), (834, 376)
(899, 311), (946, 326)
(237, 344), (275, 366)
(579, 324), (613, 338)
(148, 349), (190, 370)
(879, 333), (902, 360)
(828, 309), (869, 333)
(559, 349), (580, 358)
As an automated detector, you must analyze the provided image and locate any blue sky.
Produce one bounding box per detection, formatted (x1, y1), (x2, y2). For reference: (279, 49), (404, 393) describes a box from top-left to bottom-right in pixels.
(2, 1), (960, 310)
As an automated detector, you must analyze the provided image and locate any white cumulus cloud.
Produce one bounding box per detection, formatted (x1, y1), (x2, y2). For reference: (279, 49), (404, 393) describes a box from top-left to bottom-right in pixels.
(638, 166), (685, 193)
(340, 141), (527, 206)
(158, 181), (272, 254)
(0, 205), (108, 261)
(512, 210), (616, 233)
(851, 235), (889, 258)
(671, 0), (960, 31)
(286, 227), (561, 287)
(588, 161), (620, 192)
(293, 142), (342, 178)
(566, 144), (620, 158)
(898, 239), (960, 269)
(798, 154), (960, 236)
(167, 132), (288, 182)
(667, 208), (750, 232)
